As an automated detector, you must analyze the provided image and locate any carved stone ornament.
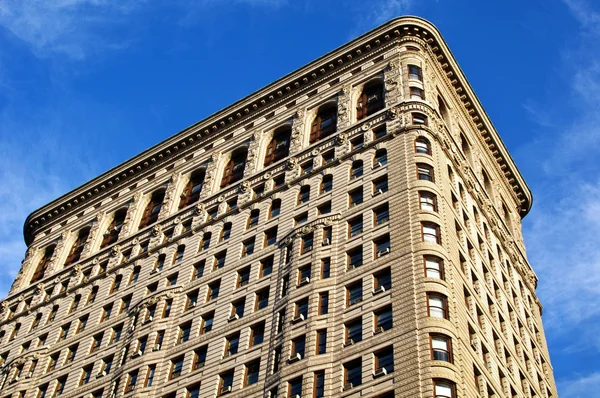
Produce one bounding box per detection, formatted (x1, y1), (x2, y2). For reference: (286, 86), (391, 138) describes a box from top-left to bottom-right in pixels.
(336, 133), (348, 145)
(283, 237), (292, 246)
(387, 107), (399, 120)
(286, 158), (298, 170)
(158, 172), (180, 221)
(195, 202), (206, 216)
(263, 172), (272, 180)
(311, 148), (320, 157)
(239, 181), (251, 193)
(151, 224), (162, 237)
(290, 110), (306, 155)
(120, 192), (142, 238)
(301, 226), (313, 235)
(200, 153), (221, 199)
(111, 245), (121, 257)
(173, 217), (181, 225)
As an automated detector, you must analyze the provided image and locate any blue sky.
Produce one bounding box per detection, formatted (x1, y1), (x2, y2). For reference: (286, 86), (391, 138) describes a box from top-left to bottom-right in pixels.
(0, 0), (597, 396)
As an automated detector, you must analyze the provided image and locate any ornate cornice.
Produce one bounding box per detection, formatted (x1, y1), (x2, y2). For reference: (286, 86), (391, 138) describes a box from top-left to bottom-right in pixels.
(23, 16), (532, 246)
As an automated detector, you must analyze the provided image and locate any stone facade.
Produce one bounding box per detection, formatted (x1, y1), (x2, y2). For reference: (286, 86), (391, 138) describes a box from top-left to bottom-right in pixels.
(0, 17), (556, 398)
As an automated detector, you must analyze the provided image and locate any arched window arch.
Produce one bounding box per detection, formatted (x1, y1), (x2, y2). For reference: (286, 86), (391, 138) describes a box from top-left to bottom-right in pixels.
(460, 133), (472, 165)
(221, 148), (248, 188)
(357, 80), (384, 120)
(350, 160), (363, 179)
(482, 168), (493, 197)
(139, 190), (165, 229)
(374, 149), (387, 167)
(310, 103), (337, 144)
(64, 228), (90, 266)
(264, 126), (291, 167)
(179, 170), (205, 210)
(100, 208), (128, 249)
(30, 245), (55, 284)
(415, 137), (431, 155)
(438, 95), (449, 125)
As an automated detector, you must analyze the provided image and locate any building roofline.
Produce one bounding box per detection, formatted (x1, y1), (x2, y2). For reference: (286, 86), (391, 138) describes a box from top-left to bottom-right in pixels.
(23, 16), (532, 245)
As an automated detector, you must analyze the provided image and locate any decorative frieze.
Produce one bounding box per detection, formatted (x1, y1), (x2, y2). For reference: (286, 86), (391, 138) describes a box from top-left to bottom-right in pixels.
(337, 85), (352, 130)
(290, 110), (306, 155)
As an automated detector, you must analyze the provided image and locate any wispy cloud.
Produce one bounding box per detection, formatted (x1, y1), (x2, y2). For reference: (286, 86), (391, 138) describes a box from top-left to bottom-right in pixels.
(519, 0), (600, 391)
(558, 372), (600, 398)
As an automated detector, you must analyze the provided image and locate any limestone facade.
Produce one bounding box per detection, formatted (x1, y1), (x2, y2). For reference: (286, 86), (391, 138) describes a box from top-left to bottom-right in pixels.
(0, 17), (557, 398)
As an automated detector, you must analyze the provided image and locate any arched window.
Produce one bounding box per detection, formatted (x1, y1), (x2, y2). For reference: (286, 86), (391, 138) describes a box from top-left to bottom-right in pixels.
(220, 223), (232, 242)
(179, 170), (205, 210)
(438, 95), (449, 125)
(350, 160), (363, 179)
(460, 133), (472, 165)
(357, 81), (384, 120)
(264, 127), (291, 167)
(139, 190), (165, 229)
(30, 245), (55, 284)
(310, 104), (337, 144)
(482, 168), (492, 196)
(64, 228), (90, 266)
(415, 137), (431, 155)
(374, 149), (387, 167)
(100, 208), (128, 249)
(221, 149), (248, 188)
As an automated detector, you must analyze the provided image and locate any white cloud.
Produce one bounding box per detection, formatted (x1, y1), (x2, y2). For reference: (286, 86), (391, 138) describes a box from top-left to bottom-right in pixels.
(558, 372), (600, 398)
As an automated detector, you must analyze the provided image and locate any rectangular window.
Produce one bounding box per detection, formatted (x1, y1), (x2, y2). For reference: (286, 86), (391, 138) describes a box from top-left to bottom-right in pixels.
(169, 356), (184, 380)
(321, 258), (330, 279)
(207, 280), (221, 302)
(320, 175), (333, 193)
(225, 332), (240, 356)
(301, 233), (314, 254)
(242, 238), (255, 257)
(125, 371), (138, 393)
(316, 329), (327, 355)
(269, 200), (281, 219)
(237, 267), (251, 288)
(374, 235), (391, 258)
(292, 335), (306, 359)
(346, 282), (363, 306)
(375, 346), (394, 372)
(260, 256), (273, 278)
(425, 256), (443, 279)
(375, 306), (393, 332)
(343, 358), (362, 389)
(427, 294), (448, 319)
(317, 201), (331, 215)
(314, 370), (325, 398)
(244, 359), (261, 386)
(144, 365), (156, 387)
(374, 268), (392, 292)
(298, 265), (311, 286)
(318, 292), (329, 315)
(90, 334), (102, 353)
(288, 377), (302, 397)
(294, 212), (308, 226)
(186, 290), (199, 310)
(419, 191), (437, 211)
(166, 273), (178, 286)
(264, 227), (278, 247)
(186, 383), (201, 398)
(219, 370), (234, 396)
(213, 251), (226, 270)
(373, 176), (388, 195)
(101, 305), (112, 322)
(277, 310), (286, 334)
(347, 247), (363, 269)
(408, 65), (422, 81)
(348, 216), (363, 238)
(201, 312), (214, 334)
(193, 346), (207, 370)
(80, 365), (93, 386)
(177, 322), (192, 344)
(374, 203), (389, 226)
(345, 318), (362, 344)
(163, 299), (173, 318)
(348, 188), (363, 207)
(295, 298), (309, 320)
(281, 275), (289, 298)
(255, 288), (270, 311)
(410, 86), (425, 100)
(250, 321), (265, 347)
(231, 299), (245, 319)
(110, 325), (122, 344)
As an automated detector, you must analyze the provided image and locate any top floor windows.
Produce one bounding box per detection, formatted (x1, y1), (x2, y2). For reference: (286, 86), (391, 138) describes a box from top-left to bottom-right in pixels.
(30, 245), (55, 284)
(408, 65), (422, 81)
(179, 170), (205, 210)
(265, 126), (292, 167)
(357, 81), (384, 120)
(139, 190), (165, 229)
(64, 228), (90, 266)
(221, 149), (248, 188)
(100, 208), (127, 249)
(310, 104), (337, 144)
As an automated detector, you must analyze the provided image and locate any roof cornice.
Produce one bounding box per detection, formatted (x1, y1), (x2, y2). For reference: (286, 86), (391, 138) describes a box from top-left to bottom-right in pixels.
(23, 16), (532, 245)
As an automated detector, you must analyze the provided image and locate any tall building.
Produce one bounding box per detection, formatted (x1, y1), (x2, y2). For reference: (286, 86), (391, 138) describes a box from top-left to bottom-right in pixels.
(0, 16), (557, 398)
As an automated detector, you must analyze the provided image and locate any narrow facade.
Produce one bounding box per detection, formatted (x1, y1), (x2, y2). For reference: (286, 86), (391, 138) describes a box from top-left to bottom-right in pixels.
(0, 17), (557, 398)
